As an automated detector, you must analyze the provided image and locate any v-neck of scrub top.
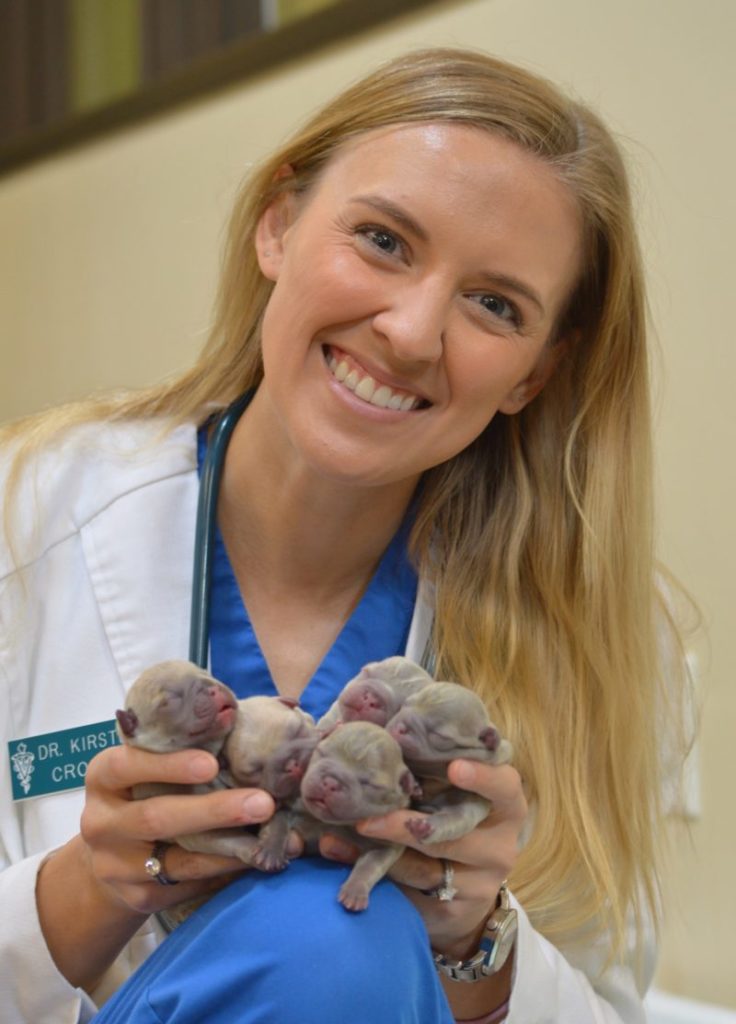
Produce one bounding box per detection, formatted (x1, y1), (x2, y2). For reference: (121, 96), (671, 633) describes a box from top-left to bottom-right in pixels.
(197, 426), (418, 720)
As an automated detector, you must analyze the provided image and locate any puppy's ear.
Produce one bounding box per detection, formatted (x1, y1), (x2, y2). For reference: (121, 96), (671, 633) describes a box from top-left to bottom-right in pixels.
(115, 708), (138, 738)
(400, 768), (422, 799)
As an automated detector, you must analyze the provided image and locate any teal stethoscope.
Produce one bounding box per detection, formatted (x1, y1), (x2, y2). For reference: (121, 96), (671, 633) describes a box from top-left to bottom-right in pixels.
(188, 388), (437, 677)
(188, 391), (254, 669)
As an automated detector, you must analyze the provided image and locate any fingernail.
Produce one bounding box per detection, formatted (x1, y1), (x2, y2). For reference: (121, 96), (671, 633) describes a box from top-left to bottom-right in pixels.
(242, 793), (273, 821)
(451, 760), (474, 786)
(190, 754), (216, 780)
(357, 816), (388, 836)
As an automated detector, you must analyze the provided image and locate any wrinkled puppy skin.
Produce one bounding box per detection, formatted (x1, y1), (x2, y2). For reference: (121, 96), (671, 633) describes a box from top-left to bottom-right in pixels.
(317, 656), (434, 732)
(386, 681), (513, 845)
(115, 661), (266, 865)
(294, 722), (421, 911)
(170, 695), (318, 868)
(220, 697), (320, 872)
(116, 659), (238, 758)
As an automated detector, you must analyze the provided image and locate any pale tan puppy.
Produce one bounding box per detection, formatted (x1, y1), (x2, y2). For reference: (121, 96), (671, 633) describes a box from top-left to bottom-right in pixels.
(316, 656), (434, 732)
(288, 721), (421, 911)
(386, 682), (513, 844)
(116, 660), (238, 762)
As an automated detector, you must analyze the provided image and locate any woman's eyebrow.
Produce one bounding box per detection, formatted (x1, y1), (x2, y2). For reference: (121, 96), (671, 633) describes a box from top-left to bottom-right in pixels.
(351, 193), (546, 316)
(350, 194), (429, 242)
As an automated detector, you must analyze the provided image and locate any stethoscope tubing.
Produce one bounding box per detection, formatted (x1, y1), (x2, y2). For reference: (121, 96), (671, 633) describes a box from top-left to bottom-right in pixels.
(189, 391), (254, 668)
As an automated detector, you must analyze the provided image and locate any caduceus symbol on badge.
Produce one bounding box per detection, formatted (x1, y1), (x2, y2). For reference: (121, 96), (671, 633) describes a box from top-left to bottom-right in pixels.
(11, 742), (35, 796)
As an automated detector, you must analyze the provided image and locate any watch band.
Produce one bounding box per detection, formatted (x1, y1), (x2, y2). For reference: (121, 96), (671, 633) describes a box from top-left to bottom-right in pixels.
(433, 883), (518, 982)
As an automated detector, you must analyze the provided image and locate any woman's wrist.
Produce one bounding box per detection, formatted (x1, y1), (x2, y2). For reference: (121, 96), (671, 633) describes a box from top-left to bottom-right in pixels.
(441, 948), (514, 1023)
(36, 835), (148, 992)
(456, 999), (510, 1024)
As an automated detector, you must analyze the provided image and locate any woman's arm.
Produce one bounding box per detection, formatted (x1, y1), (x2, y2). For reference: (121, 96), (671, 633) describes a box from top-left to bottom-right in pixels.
(346, 758), (522, 1022)
(323, 757), (652, 1024)
(36, 743), (275, 991)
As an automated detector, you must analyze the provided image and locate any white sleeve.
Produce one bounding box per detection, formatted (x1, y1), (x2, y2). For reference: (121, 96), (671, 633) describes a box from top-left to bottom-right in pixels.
(505, 893), (654, 1024)
(0, 424), (189, 1021)
(0, 651), (96, 1024)
(0, 850), (98, 1024)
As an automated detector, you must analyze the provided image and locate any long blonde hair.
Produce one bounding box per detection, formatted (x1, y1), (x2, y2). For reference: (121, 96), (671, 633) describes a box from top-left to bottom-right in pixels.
(3, 48), (687, 960)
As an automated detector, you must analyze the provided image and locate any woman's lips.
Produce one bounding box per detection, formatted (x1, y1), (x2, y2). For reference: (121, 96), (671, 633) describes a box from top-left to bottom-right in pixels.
(323, 346), (429, 411)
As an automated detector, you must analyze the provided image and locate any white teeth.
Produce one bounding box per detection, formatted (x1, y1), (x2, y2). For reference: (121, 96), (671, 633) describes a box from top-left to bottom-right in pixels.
(355, 376), (376, 401)
(371, 385), (393, 408)
(326, 350), (422, 411)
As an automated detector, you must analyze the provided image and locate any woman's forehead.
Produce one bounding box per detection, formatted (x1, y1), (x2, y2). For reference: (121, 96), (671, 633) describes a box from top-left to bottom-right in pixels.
(301, 122), (582, 310)
(310, 122), (577, 223)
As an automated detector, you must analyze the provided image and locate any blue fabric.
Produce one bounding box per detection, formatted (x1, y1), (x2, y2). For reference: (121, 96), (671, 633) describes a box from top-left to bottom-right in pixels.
(94, 860), (454, 1024)
(91, 426), (450, 1024)
(200, 424), (419, 720)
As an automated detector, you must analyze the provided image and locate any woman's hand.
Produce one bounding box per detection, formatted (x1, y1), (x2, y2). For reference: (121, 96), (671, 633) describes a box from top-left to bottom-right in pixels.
(320, 758), (527, 956)
(320, 759), (526, 1020)
(79, 743), (277, 915)
(36, 743), (279, 991)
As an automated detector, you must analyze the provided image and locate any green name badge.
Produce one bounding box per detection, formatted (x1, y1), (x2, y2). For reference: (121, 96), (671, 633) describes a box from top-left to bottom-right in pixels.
(8, 721), (121, 801)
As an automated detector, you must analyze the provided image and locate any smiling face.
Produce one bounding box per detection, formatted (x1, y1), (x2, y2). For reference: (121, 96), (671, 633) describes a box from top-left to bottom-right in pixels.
(252, 123), (582, 491)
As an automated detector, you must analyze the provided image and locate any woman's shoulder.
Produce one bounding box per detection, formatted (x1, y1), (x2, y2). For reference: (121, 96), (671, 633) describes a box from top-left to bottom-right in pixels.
(0, 417), (197, 577)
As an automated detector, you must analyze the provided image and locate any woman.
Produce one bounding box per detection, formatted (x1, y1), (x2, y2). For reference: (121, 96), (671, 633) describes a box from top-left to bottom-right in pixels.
(0, 49), (686, 1023)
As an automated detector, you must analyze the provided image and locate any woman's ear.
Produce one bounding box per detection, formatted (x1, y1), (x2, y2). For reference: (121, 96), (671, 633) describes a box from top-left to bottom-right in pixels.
(255, 166), (297, 281)
(499, 337), (570, 415)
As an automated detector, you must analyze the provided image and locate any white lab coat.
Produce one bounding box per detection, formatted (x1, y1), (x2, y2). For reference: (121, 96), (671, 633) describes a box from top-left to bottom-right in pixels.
(0, 419), (654, 1023)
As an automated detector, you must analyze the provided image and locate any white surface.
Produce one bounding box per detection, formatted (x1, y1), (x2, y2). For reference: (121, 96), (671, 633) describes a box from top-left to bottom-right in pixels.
(646, 988), (736, 1024)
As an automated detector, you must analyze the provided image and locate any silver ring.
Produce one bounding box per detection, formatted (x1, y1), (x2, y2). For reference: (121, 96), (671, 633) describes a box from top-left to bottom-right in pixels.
(144, 841), (179, 886)
(421, 858), (457, 902)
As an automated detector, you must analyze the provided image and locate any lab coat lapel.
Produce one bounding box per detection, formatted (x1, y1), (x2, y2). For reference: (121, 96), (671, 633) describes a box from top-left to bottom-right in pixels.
(81, 427), (199, 692)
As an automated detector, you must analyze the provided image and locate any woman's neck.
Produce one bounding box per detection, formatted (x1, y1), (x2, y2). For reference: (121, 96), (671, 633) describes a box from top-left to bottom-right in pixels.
(213, 397), (419, 696)
(216, 397), (418, 601)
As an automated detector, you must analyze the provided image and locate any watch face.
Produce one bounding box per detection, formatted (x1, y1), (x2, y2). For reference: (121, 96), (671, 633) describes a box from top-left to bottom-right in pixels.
(484, 910), (518, 973)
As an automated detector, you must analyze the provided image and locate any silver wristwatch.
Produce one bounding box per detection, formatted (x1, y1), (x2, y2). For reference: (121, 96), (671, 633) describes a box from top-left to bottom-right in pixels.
(433, 883), (518, 982)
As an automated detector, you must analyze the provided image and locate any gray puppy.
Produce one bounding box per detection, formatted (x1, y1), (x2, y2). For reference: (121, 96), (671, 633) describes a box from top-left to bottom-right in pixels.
(115, 659), (238, 761)
(385, 681), (513, 844)
(317, 656), (434, 731)
(264, 721), (421, 911)
(116, 661), (317, 867)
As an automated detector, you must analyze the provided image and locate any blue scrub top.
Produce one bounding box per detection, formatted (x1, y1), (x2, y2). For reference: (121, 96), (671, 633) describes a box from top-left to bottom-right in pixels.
(91, 427), (452, 1024)
(203, 424), (420, 721)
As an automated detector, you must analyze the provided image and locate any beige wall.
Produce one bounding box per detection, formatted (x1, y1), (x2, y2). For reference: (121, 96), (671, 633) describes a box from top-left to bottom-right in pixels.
(1, 0), (733, 1008)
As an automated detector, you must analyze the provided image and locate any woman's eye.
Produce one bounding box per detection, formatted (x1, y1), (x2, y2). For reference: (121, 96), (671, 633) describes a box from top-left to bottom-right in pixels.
(473, 293), (520, 327)
(358, 226), (403, 257)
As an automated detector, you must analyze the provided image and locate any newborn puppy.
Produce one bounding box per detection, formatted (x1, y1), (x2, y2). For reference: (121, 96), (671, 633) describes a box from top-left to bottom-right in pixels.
(221, 696), (319, 801)
(385, 682), (513, 845)
(117, 663), (315, 867)
(174, 695), (319, 866)
(116, 660), (238, 759)
(219, 696), (320, 871)
(294, 722), (421, 911)
(317, 656), (434, 731)
(116, 661), (261, 862)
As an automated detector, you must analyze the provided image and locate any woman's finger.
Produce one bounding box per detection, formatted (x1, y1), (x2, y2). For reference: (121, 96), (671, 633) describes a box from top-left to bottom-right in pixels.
(85, 745), (219, 793)
(357, 812), (519, 874)
(85, 786), (275, 846)
(448, 761), (527, 817)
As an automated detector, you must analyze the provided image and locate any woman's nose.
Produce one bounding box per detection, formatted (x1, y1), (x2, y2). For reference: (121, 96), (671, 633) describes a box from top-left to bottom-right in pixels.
(372, 281), (446, 364)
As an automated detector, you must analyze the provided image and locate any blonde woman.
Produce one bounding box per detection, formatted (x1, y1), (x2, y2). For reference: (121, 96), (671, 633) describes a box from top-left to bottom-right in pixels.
(0, 49), (686, 1024)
